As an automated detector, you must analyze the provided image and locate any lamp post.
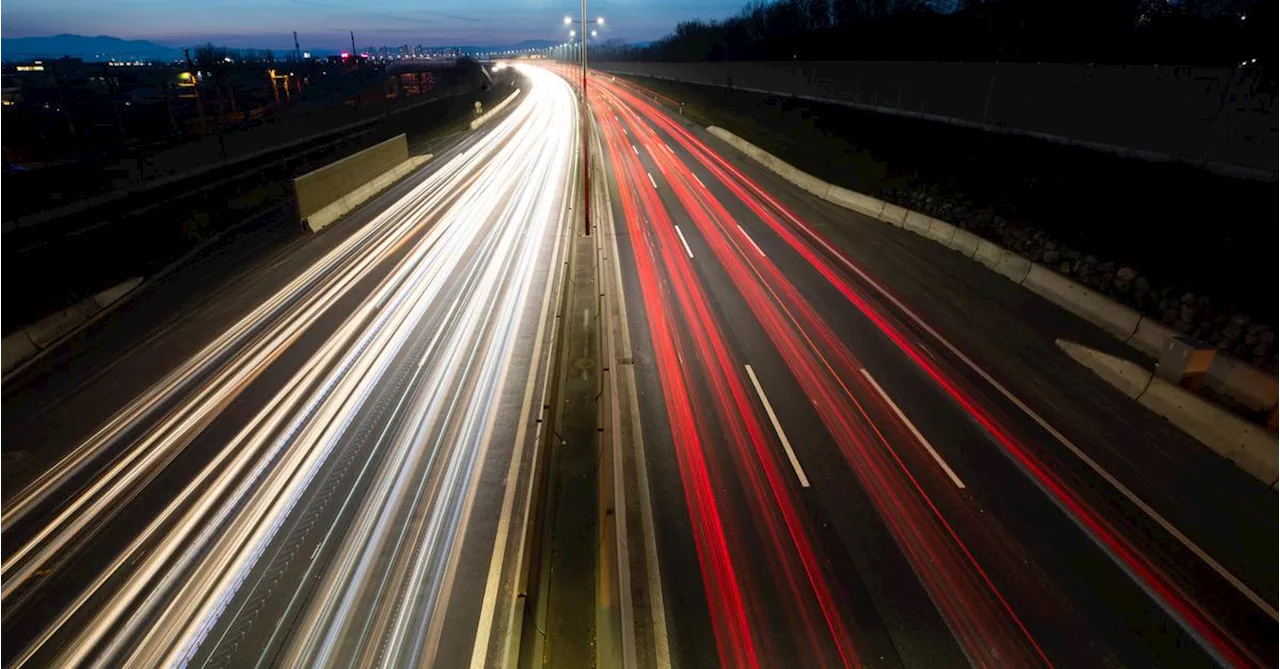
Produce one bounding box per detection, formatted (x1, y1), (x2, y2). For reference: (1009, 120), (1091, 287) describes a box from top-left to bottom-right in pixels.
(565, 11), (603, 236)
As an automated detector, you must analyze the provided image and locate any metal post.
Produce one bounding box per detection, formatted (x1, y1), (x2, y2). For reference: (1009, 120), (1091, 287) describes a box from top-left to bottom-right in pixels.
(580, 0), (590, 236)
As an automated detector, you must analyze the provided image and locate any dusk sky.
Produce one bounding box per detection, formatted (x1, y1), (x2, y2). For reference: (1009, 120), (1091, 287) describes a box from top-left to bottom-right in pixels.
(1, 0), (745, 49)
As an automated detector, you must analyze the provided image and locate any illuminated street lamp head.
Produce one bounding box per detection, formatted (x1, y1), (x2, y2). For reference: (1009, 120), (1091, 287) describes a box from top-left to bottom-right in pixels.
(591, 30), (598, 37)
(564, 16), (572, 24)
(597, 17), (604, 24)
(569, 30), (576, 37)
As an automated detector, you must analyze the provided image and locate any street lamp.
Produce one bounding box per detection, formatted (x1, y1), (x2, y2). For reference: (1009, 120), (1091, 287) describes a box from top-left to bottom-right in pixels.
(562, 6), (602, 235)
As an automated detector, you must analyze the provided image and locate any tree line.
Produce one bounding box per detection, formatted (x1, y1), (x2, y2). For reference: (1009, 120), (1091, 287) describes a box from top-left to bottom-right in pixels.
(596, 0), (1272, 65)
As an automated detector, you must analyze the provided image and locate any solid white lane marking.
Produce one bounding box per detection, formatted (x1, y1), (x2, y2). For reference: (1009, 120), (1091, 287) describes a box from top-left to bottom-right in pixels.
(673, 226), (694, 259)
(736, 225), (767, 258)
(632, 144), (639, 155)
(647, 172), (657, 189)
(745, 365), (810, 487)
(859, 368), (966, 489)
(691, 173), (706, 189)
(600, 155), (672, 667)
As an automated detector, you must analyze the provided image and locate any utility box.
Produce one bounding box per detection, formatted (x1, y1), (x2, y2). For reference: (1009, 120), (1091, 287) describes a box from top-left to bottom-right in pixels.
(1157, 335), (1217, 390)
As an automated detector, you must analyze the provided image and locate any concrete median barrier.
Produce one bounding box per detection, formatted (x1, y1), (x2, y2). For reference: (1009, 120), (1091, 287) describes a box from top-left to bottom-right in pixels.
(1023, 264), (1141, 339)
(825, 186), (884, 218)
(1058, 339), (1278, 487)
(1140, 380), (1278, 486)
(924, 218), (957, 246)
(2, 333), (39, 374)
(947, 228), (981, 258)
(902, 210), (933, 236)
(878, 202), (908, 227)
(788, 169), (831, 198)
(470, 88), (521, 130)
(91, 276), (144, 308)
(1205, 355), (1280, 413)
(701, 125), (1278, 414)
(993, 249), (1032, 283)
(303, 154), (432, 233)
(1056, 339), (1154, 399)
(1126, 317), (1177, 359)
(26, 301), (103, 349)
(294, 135), (410, 227)
(973, 238), (1004, 270)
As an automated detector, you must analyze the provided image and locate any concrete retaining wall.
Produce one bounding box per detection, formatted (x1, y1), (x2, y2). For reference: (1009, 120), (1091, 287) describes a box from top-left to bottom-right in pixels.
(2, 276), (143, 374)
(294, 134), (410, 222)
(598, 61), (1276, 179)
(705, 124), (1279, 416)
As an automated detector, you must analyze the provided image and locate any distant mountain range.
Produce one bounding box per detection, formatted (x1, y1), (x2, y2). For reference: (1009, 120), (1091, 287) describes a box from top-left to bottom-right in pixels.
(2, 34), (623, 63)
(2, 34), (186, 62)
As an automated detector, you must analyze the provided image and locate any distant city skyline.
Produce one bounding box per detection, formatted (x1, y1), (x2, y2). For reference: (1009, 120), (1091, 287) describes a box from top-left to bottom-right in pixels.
(1, 0), (744, 50)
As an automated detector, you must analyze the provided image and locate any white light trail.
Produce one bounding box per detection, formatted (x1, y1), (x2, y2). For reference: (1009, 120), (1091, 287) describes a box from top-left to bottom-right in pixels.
(8, 64), (577, 668)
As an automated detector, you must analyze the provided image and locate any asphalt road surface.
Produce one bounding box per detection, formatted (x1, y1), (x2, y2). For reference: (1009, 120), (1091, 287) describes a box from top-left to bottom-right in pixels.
(590, 73), (1276, 668)
(2, 65), (575, 668)
(1, 62), (1274, 669)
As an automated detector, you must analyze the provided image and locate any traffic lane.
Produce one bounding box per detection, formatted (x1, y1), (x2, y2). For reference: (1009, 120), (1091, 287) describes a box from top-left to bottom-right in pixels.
(619, 102), (1269, 665)
(188, 66), (575, 669)
(3, 164), (499, 664)
(690, 115), (1276, 599)
(609, 137), (980, 667)
(1, 126), (520, 615)
(1, 109), (538, 569)
(597, 94), (981, 668)
(606, 83), (1259, 665)
(598, 104), (873, 667)
(609, 100), (1142, 667)
(1, 83), (550, 660)
(686, 122), (1280, 647)
(8, 66), (576, 665)
(0, 121), (495, 499)
(191, 185), (565, 668)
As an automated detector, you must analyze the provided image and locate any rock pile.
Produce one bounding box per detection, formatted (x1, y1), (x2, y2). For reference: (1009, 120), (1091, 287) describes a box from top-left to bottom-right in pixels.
(880, 186), (1276, 372)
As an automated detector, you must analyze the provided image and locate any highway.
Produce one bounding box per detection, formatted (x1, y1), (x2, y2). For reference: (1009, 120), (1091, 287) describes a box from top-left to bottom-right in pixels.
(0, 60), (1275, 669)
(1, 64), (576, 667)
(588, 73), (1277, 668)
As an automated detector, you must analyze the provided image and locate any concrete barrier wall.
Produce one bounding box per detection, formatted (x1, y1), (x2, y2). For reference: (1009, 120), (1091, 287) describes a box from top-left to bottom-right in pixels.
(470, 88), (522, 131)
(1125, 317), (1178, 359)
(294, 134), (410, 222)
(598, 61), (1276, 178)
(705, 124), (1279, 415)
(2, 276), (143, 374)
(1057, 339), (1278, 487)
(1022, 264), (1142, 339)
(1206, 355), (1280, 414)
(304, 154), (432, 233)
(1139, 379), (1278, 486)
